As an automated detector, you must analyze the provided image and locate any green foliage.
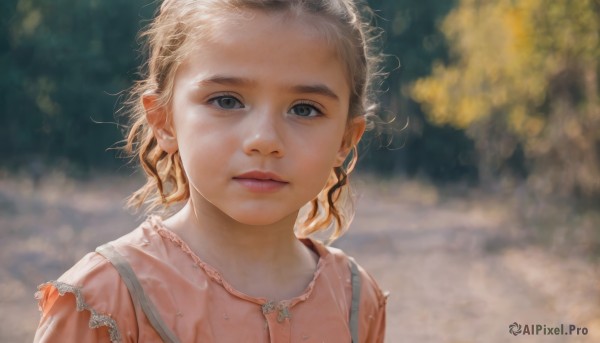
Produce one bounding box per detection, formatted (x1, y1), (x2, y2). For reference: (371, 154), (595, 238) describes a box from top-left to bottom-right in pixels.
(1, 0), (155, 170)
(361, 0), (480, 183)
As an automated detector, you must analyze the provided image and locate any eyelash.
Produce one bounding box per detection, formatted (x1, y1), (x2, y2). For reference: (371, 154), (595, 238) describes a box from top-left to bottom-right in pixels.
(289, 101), (323, 118)
(207, 93), (245, 110)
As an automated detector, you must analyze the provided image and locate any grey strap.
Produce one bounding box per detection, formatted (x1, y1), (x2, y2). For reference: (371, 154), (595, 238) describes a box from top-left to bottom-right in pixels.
(96, 244), (181, 343)
(348, 257), (361, 343)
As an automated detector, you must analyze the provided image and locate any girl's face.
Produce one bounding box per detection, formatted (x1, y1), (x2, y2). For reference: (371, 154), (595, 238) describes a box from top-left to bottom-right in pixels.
(148, 10), (364, 226)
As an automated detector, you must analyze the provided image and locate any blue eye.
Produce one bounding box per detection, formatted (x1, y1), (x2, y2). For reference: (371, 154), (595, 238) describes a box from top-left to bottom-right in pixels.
(290, 103), (321, 117)
(209, 96), (244, 109)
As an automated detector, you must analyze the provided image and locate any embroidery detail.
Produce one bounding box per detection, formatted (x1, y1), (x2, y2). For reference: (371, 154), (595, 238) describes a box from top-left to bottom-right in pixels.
(36, 281), (122, 343)
(261, 301), (292, 323)
(276, 304), (291, 323)
(261, 301), (276, 314)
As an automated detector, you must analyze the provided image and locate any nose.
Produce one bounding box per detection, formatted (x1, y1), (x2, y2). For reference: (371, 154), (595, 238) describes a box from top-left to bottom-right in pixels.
(241, 108), (284, 157)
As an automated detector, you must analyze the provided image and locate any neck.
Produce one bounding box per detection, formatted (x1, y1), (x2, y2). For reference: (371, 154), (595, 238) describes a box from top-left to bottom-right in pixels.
(163, 196), (314, 274)
(163, 194), (319, 301)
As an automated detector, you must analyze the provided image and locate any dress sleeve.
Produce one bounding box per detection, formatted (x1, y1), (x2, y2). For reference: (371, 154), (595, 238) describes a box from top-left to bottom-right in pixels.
(34, 252), (138, 343)
(362, 293), (387, 343)
(358, 266), (388, 343)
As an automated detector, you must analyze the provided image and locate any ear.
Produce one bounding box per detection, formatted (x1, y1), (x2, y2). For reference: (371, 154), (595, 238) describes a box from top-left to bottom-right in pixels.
(334, 116), (366, 167)
(142, 93), (178, 154)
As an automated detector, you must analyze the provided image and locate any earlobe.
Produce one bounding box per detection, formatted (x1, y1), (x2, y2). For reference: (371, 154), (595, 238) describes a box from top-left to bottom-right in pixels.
(334, 116), (366, 167)
(142, 93), (178, 154)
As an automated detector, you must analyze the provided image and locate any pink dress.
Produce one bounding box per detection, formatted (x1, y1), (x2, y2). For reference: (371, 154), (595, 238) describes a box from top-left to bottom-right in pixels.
(34, 217), (387, 342)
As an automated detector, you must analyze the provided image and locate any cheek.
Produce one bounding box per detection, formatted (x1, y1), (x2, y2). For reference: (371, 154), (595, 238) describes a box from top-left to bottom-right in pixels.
(179, 135), (237, 176)
(293, 133), (343, 180)
(174, 125), (238, 187)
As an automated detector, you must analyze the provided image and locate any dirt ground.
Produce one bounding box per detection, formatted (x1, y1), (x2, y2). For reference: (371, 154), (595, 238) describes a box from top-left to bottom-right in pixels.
(1, 173), (599, 342)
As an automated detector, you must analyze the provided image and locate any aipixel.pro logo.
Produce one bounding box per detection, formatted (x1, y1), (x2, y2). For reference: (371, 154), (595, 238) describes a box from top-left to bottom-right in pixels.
(509, 322), (589, 336)
(509, 322), (522, 336)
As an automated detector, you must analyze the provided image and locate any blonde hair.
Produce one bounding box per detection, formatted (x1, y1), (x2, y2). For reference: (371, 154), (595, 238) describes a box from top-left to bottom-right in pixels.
(124, 0), (382, 243)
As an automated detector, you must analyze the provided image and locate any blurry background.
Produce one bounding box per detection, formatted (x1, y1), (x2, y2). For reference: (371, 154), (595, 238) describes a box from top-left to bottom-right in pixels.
(1, 0), (599, 342)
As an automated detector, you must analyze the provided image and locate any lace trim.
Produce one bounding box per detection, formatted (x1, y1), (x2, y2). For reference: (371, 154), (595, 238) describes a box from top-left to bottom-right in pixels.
(146, 215), (326, 307)
(36, 281), (122, 343)
(147, 216), (226, 285)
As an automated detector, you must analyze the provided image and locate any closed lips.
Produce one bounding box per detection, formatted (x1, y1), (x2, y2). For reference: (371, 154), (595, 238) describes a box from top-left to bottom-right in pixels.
(233, 171), (288, 183)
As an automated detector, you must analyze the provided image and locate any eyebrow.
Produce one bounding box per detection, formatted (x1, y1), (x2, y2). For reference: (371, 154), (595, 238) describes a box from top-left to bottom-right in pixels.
(290, 84), (339, 101)
(196, 75), (255, 87)
(196, 75), (340, 101)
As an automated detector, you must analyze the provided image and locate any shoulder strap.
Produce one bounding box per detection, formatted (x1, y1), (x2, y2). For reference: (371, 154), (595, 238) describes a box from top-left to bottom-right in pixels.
(96, 243), (181, 343)
(348, 257), (361, 343)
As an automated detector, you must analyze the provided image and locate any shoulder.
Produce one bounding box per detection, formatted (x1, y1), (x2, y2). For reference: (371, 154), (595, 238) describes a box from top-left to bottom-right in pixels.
(34, 220), (163, 342)
(53, 216), (181, 301)
(54, 218), (164, 289)
(308, 239), (387, 310)
(35, 250), (135, 342)
(324, 244), (388, 309)
(314, 241), (388, 342)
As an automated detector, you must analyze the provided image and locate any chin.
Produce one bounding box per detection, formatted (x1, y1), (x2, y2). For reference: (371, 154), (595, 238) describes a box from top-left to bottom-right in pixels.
(227, 211), (295, 227)
(234, 216), (286, 227)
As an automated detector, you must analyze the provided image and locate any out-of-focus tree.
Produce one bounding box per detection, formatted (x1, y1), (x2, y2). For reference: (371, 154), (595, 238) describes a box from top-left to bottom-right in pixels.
(411, 0), (600, 197)
(361, 0), (481, 183)
(2, 0), (154, 171)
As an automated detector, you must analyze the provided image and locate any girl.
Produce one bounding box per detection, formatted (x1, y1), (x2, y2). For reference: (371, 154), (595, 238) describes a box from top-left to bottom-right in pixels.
(34, 0), (387, 342)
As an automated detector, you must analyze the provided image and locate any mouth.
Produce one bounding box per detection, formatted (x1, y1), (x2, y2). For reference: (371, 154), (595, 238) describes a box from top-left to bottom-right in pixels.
(232, 171), (289, 192)
(233, 171), (288, 183)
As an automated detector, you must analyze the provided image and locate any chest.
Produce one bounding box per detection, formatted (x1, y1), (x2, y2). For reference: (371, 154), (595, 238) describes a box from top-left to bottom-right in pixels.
(97, 240), (359, 343)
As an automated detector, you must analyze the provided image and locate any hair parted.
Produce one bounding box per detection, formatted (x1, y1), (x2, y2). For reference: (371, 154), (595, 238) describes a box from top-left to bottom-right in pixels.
(123, 0), (384, 243)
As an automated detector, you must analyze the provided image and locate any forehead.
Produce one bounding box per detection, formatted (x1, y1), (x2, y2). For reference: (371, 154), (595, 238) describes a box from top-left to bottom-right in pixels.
(174, 9), (350, 96)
